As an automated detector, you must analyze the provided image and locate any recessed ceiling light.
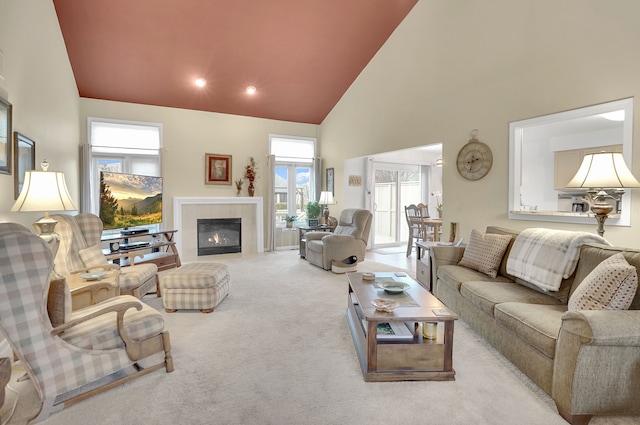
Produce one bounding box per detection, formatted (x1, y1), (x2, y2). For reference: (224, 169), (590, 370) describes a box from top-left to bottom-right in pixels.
(195, 78), (206, 87)
(246, 86), (256, 95)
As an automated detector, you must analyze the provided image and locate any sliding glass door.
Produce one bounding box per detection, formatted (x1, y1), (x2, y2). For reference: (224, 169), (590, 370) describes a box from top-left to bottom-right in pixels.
(372, 163), (422, 248)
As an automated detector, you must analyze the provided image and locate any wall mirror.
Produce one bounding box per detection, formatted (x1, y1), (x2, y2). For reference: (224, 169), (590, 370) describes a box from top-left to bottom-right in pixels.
(509, 98), (634, 226)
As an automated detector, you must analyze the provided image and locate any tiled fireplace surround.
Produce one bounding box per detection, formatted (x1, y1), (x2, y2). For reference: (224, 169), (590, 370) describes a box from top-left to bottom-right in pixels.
(173, 197), (264, 263)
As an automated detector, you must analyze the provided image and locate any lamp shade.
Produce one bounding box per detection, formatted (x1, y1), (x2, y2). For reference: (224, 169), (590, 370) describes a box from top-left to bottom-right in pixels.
(565, 152), (640, 189)
(318, 191), (335, 205)
(11, 170), (77, 213)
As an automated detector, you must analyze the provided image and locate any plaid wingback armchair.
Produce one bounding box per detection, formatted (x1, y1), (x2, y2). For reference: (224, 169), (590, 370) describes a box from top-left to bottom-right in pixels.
(0, 223), (173, 423)
(305, 209), (373, 270)
(48, 213), (158, 299)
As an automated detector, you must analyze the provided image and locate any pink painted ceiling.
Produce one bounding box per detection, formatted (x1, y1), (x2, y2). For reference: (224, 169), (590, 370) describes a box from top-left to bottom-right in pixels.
(53, 0), (417, 124)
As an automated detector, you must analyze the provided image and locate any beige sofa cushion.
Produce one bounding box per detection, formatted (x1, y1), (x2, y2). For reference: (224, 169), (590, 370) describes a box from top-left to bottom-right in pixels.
(458, 229), (512, 278)
(494, 302), (566, 358)
(569, 253), (638, 311)
(460, 280), (562, 317)
(437, 264), (512, 294)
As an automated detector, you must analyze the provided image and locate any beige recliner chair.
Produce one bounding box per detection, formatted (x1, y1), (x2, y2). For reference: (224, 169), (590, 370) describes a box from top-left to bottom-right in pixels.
(305, 208), (373, 270)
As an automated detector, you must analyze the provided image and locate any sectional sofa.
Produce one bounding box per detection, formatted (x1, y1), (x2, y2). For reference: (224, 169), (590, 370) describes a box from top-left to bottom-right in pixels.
(429, 226), (640, 425)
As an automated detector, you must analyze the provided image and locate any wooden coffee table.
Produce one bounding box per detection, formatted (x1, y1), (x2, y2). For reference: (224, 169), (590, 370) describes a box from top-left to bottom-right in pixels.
(346, 272), (458, 382)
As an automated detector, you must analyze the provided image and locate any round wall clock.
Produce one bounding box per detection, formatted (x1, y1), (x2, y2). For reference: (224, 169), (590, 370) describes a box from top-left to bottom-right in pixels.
(456, 138), (493, 181)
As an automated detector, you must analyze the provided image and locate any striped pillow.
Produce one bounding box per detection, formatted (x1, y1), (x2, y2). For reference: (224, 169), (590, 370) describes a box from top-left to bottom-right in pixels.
(458, 229), (512, 278)
(569, 253), (638, 311)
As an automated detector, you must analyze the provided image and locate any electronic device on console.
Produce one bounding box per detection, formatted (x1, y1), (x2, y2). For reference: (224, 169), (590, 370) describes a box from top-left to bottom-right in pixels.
(119, 241), (150, 250)
(121, 228), (150, 236)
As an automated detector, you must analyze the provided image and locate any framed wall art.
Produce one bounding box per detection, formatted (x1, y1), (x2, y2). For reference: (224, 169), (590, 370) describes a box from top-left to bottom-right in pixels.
(205, 153), (232, 185)
(348, 175), (362, 186)
(0, 96), (12, 175)
(14, 132), (36, 199)
(326, 167), (334, 195)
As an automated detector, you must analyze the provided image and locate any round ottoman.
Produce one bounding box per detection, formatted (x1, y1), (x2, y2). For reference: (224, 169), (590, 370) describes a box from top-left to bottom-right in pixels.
(159, 263), (230, 313)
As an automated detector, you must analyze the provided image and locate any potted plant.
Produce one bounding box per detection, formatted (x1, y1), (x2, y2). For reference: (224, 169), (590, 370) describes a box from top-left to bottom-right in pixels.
(432, 191), (443, 218)
(284, 215), (297, 228)
(305, 201), (322, 226)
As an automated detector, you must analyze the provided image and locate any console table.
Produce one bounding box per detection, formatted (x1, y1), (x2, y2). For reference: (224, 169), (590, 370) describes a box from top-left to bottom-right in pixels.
(102, 229), (181, 271)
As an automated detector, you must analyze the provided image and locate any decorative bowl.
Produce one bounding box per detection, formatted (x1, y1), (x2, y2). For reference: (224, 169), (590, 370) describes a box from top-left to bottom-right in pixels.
(81, 271), (107, 281)
(377, 281), (410, 294)
(372, 299), (399, 312)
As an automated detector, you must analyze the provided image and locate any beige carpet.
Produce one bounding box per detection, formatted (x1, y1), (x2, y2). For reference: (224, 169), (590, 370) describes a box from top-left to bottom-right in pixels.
(370, 246), (408, 255)
(2, 250), (637, 425)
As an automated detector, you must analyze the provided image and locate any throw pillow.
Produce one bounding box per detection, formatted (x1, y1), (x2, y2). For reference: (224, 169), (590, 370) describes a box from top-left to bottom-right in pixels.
(568, 253), (638, 311)
(458, 229), (512, 278)
(78, 244), (108, 268)
(47, 277), (71, 327)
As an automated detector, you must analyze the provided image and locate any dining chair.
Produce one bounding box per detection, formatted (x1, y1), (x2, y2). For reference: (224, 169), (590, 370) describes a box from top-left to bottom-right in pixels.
(405, 204), (426, 256)
(417, 203), (430, 218)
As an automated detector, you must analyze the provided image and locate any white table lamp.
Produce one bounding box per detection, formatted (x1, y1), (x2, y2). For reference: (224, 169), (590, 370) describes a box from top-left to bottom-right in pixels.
(318, 191), (335, 223)
(10, 160), (77, 255)
(565, 152), (640, 236)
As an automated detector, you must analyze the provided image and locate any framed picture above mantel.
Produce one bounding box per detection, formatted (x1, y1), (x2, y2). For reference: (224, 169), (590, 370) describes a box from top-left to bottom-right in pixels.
(205, 153), (232, 185)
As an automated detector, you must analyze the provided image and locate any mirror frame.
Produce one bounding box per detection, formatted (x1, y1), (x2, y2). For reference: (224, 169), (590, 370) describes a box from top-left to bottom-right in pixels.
(508, 98), (634, 226)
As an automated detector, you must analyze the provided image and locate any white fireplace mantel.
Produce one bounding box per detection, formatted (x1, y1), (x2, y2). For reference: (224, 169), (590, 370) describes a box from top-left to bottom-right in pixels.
(174, 197), (264, 261)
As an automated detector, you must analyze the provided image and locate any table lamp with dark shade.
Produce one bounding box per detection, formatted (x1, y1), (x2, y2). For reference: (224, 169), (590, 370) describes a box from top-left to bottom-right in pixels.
(10, 160), (77, 256)
(565, 152), (640, 237)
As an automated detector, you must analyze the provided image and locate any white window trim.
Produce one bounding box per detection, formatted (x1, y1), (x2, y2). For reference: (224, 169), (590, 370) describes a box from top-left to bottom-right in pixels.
(85, 117), (163, 216)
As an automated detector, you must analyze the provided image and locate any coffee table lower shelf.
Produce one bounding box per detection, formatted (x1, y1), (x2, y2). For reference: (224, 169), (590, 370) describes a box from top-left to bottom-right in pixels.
(346, 307), (456, 382)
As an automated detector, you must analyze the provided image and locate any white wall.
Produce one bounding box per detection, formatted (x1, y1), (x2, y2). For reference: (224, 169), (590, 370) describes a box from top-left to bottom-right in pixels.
(320, 0), (640, 246)
(0, 0), (80, 227)
(79, 99), (318, 233)
(343, 156), (368, 209)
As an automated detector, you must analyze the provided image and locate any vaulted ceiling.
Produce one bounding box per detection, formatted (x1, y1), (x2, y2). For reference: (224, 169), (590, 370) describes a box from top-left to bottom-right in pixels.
(53, 0), (417, 125)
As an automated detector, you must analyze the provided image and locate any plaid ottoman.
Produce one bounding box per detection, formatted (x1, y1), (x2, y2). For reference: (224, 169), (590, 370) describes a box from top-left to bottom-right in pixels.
(159, 263), (230, 313)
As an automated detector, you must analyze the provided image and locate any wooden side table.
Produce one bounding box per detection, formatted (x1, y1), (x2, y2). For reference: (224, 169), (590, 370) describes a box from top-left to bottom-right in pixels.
(0, 357), (10, 413)
(298, 226), (335, 258)
(415, 240), (439, 291)
(66, 269), (120, 310)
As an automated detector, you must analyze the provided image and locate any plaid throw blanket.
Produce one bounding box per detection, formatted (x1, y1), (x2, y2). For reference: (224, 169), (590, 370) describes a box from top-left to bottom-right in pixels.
(506, 228), (611, 292)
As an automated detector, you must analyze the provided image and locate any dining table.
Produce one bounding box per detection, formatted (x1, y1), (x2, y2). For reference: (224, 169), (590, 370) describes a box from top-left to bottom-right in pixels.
(421, 217), (443, 242)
